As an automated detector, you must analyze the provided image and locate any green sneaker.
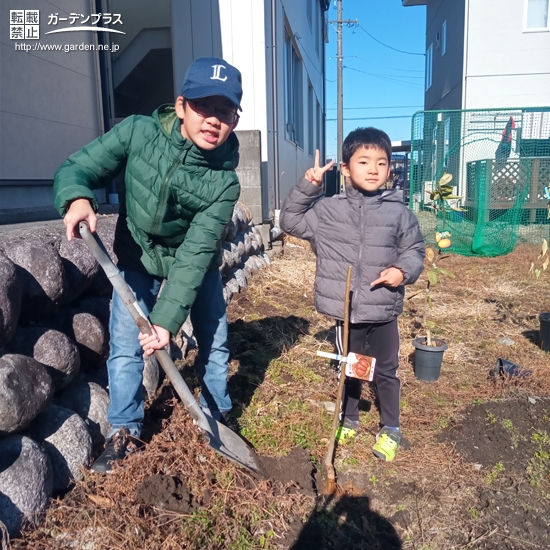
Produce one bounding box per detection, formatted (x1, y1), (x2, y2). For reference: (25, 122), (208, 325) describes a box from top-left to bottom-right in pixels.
(372, 427), (401, 462)
(335, 420), (358, 444)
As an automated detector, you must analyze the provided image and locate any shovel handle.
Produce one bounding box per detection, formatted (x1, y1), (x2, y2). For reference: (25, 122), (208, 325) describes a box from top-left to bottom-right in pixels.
(78, 221), (210, 432)
(324, 266), (353, 475)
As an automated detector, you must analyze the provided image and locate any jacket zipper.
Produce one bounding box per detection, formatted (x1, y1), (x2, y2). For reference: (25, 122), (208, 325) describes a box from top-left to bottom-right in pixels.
(351, 200), (364, 324)
(151, 146), (188, 235)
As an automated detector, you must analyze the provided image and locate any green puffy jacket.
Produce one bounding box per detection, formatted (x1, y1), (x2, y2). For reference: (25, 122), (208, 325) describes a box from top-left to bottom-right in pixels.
(54, 105), (240, 334)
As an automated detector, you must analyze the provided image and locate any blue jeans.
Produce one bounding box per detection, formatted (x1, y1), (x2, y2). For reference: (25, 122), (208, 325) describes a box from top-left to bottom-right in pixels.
(107, 267), (231, 437)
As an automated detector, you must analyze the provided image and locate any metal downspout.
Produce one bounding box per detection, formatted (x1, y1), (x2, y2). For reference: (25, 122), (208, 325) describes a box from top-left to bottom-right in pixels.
(271, 0), (280, 212)
(462, 0), (469, 109)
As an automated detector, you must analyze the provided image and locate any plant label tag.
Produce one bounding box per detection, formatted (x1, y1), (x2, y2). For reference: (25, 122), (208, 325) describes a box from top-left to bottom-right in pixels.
(344, 353), (376, 381)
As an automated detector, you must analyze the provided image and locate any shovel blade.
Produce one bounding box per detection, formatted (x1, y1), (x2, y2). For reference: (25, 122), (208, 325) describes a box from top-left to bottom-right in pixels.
(202, 414), (267, 478)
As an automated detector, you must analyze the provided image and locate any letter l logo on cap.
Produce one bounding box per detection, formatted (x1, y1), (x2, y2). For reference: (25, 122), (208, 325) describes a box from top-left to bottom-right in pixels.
(211, 64), (227, 82)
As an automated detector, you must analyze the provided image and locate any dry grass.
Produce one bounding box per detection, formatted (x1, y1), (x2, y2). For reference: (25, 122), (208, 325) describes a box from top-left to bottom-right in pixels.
(14, 240), (550, 550)
(234, 240), (550, 549)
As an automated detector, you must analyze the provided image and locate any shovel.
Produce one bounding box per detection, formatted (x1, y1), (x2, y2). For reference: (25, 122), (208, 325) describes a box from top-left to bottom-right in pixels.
(78, 222), (267, 478)
(323, 265), (353, 494)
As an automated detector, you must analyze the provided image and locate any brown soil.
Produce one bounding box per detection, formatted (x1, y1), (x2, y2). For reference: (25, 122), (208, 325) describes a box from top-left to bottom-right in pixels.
(11, 241), (550, 549)
(438, 397), (550, 550)
(136, 475), (197, 514)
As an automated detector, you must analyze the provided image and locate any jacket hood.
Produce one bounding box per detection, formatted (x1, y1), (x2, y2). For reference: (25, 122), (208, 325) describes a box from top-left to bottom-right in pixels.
(153, 104), (239, 170)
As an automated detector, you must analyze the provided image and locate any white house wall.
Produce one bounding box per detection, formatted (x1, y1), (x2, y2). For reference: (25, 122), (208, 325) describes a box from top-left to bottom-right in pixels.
(464, 0), (550, 109)
(0, 0), (102, 208)
(424, 0), (465, 110)
(217, 0), (326, 212)
(171, 0), (223, 98)
(276, 0), (325, 204)
(218, 1), (269, 163)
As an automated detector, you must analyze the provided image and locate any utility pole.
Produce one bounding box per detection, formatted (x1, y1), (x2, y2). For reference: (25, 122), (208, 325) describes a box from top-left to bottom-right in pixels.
(329, 1), (357, 191)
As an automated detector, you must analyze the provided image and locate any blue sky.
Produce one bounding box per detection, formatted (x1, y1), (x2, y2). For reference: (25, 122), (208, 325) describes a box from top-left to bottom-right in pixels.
(324, 0), (427, 160)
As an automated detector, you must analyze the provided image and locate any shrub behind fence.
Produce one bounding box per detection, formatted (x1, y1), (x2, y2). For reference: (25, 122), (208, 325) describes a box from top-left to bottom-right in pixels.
(409, 107), (550, 256)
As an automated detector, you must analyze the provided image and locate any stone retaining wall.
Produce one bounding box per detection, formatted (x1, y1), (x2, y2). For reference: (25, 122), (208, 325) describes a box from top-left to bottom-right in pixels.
(0, 204), (269, 538)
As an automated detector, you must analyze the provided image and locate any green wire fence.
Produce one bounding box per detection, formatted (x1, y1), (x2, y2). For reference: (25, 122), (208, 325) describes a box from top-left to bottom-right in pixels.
(409, 107), (550, 257)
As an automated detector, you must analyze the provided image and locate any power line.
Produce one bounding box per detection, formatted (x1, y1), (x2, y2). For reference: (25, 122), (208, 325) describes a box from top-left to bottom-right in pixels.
(358, 24), (424, 56)
(346, 68), (424, 79)
(326, 114), (415, 121)
(294, 33), (337, 82)
(332, 55), (424, 73)
(344, 65), (422, 88)
(326, 105), (422, 110)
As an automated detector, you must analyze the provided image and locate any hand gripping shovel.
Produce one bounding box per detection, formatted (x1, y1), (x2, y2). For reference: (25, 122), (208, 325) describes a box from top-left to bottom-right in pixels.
(79, 222), (266, 478)
(323, 266), (353, 494)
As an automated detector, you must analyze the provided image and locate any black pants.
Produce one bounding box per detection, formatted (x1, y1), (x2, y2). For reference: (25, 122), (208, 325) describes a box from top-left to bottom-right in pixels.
(335, 318), (401, 428)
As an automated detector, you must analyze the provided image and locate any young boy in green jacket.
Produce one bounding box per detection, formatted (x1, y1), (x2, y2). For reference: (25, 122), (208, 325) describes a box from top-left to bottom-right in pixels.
(54, 57), (243, 472)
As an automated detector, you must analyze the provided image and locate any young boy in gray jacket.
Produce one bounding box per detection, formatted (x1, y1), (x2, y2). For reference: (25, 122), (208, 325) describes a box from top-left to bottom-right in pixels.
(280, 127), (425, 461)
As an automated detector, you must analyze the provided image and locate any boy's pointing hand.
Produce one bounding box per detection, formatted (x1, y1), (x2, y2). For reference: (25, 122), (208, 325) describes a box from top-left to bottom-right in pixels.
(305, 149), (334, 187)
(371, 267), (404, 288)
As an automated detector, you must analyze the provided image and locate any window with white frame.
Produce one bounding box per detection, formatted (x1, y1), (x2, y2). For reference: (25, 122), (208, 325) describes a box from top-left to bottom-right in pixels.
(284, 30), (304, 147)
(425, 44), (433, 90)
(441, 20), (447, 55)
(525, 0), (549, 29)
(308, 83), (314, 156)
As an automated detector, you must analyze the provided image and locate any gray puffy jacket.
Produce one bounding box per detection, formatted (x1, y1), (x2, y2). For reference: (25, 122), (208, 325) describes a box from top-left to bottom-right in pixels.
(280, 178), (425, 323)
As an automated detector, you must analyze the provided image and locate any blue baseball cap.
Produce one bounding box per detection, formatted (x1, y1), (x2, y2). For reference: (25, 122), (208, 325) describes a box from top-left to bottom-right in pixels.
(180, 57), (243, 111)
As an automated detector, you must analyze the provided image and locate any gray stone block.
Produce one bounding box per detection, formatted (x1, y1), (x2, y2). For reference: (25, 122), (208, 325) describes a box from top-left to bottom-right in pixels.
(225, 278), (240, 295)
(234, 233), (246, 257)
(222, 286), (233, 306)
(248, 205), (262, 226)
(232, 203), (251, 232)
(8, 326), (80, 391)
(54, 377), (110, 456)
(223, 218), (238, 243)
(0, 252), (22, 349)
(55, 310), (109, 371)
(0, 435), (53, 537)
(75, 296), (111, 328)
(0, 355), (53, 435)
(58, 236), (100, 305)
(236, 167), (262, 188)
(236, 148), (261, 171)
(239, 186), (262, 209)
(27, 404), (92, 492)
(231, 268), (247, 290)
(234, 129), (261, 149)
(1, 237), (66, 321)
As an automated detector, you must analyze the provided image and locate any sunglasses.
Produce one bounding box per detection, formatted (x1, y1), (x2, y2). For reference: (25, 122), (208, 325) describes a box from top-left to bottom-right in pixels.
(188, 99), (239, 125)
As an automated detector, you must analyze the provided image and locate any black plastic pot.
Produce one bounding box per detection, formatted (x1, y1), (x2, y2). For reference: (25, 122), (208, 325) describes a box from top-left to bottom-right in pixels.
(540, 313), (550, 352)
(412, 337), (448, 382)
